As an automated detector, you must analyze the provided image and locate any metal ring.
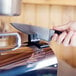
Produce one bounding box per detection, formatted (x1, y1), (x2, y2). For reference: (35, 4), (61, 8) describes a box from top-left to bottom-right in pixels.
(0, 33), (21, 52)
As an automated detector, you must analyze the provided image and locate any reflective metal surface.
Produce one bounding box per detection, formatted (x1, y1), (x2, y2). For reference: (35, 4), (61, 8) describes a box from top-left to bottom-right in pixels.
(11, 23), (55, 41)
(20, 67), (57, 76)
(0, 33), (21, 52)
(0, 0), (21, 16)
(0, 47), (57, 76)
(0, 56), (57, 76)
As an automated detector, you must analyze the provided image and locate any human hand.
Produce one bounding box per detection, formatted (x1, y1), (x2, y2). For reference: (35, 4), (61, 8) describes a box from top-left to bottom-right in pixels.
(50, 31), (76, 68)
(50, 22), (76, 75)
(50, 22), (76, 68)
(52, 31), (76, 46)
(52, 21), (76, 46)
(53, 21), (76, 32)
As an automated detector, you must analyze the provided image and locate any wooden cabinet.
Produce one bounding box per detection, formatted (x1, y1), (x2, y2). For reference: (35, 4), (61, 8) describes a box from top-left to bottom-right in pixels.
(22, 0), (76, 6)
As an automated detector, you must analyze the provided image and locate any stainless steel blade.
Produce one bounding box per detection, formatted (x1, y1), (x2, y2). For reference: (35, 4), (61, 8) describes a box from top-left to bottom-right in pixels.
(11, 23), (55, 41)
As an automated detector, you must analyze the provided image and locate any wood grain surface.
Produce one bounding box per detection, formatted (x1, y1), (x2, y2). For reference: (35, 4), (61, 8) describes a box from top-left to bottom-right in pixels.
(22, 0), (76, 6)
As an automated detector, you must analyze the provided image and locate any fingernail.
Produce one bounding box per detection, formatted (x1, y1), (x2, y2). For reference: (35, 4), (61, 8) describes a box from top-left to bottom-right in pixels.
(52, 34), (58, 41)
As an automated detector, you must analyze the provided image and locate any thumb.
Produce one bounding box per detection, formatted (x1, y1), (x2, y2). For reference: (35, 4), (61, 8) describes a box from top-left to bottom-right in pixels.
(53, 25), (69, 31)
(53, 22), (72, 31)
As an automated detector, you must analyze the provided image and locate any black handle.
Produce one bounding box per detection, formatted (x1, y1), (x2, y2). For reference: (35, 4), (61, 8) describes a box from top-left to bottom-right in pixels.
(55, 30), (62, 35)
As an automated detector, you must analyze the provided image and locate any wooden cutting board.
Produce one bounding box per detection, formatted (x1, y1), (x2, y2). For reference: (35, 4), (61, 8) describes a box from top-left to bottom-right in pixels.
(0, 46), (53, 69)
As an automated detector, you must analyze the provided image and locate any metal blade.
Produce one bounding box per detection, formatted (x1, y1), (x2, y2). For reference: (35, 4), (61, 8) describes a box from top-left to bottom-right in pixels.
(11, 23), (55, 41)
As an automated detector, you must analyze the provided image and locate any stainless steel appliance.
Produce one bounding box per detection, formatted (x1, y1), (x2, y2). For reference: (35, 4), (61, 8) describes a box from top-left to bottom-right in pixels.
(0, 33), (21, 52)
(0, 0), (21, 16)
